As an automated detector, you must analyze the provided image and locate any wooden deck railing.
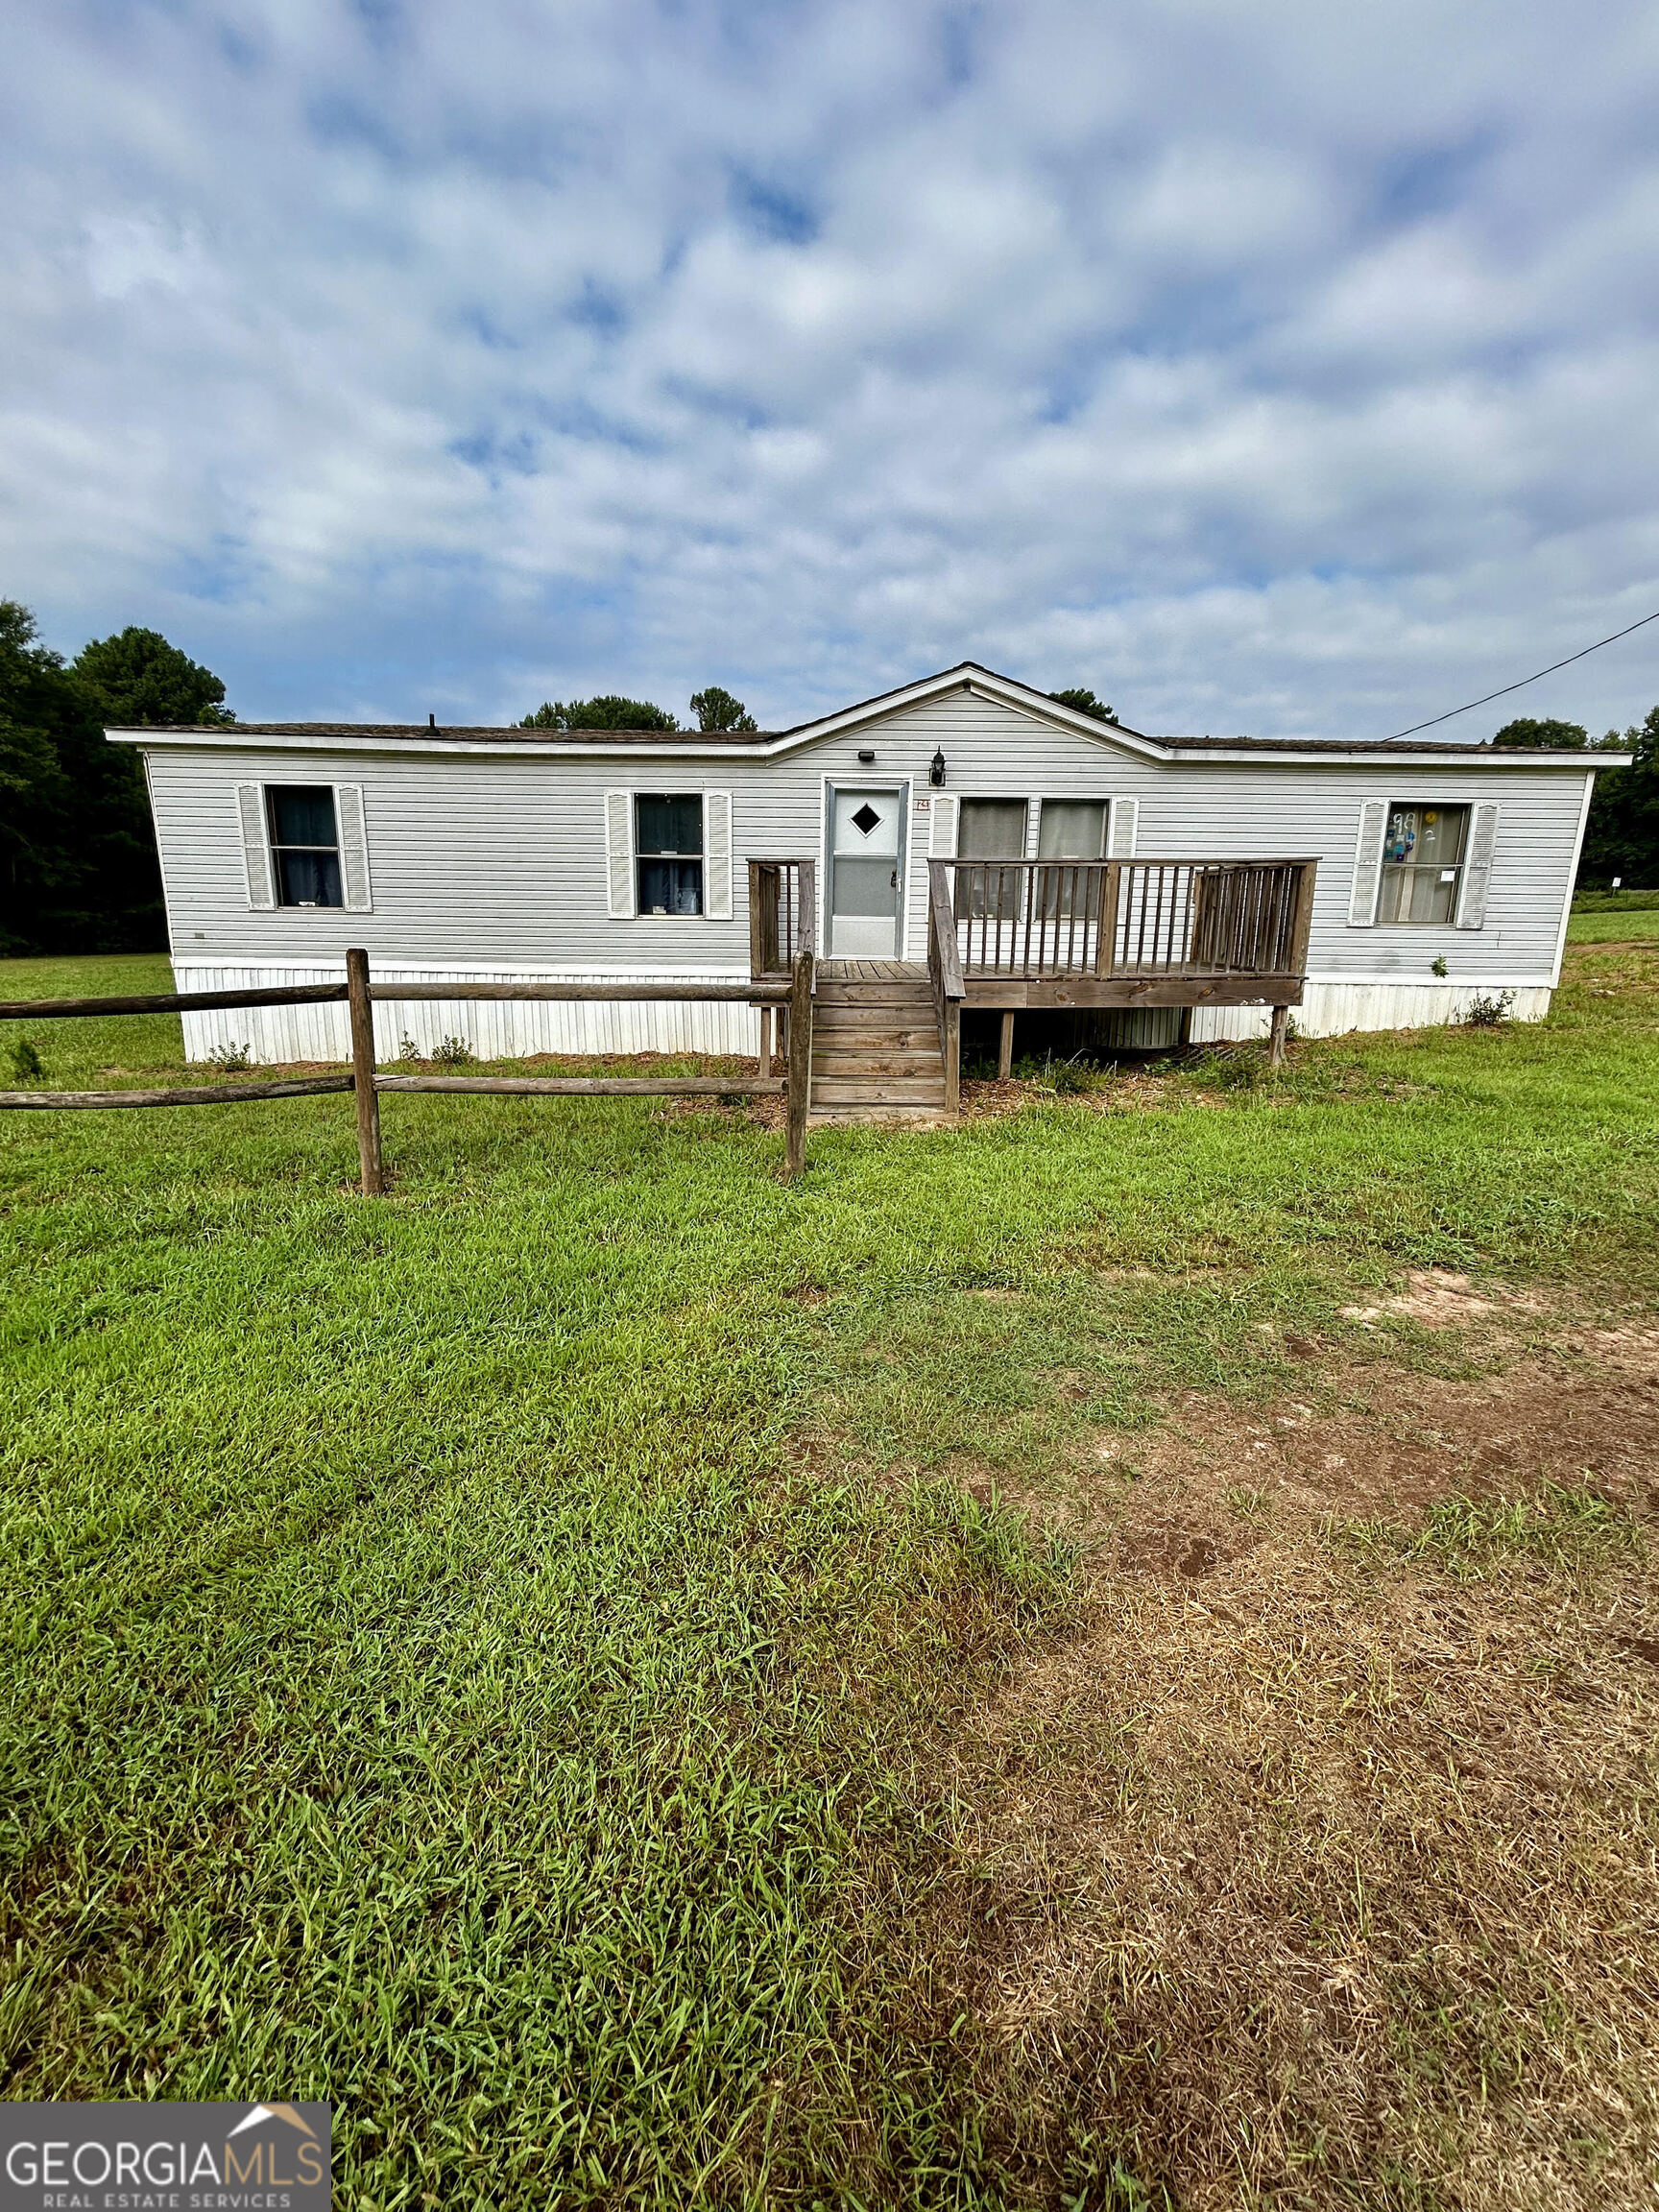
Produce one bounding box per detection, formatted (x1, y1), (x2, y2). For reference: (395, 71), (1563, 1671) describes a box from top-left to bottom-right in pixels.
(932, 857), (1317, 982)
(748, 857), (817, 979)
(926, 862), (966, 1112)
(0, 950), (815, 1184)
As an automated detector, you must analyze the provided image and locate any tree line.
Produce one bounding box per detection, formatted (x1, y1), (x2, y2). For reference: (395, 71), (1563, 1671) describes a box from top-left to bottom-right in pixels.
(1491, 712), (1658, 885)
(2, 594), (1655, 957)
(1, 602), (231, 955)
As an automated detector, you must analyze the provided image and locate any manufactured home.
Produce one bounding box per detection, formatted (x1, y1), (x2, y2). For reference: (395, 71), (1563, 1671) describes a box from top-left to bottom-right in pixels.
(112, 661), (1623, 1119)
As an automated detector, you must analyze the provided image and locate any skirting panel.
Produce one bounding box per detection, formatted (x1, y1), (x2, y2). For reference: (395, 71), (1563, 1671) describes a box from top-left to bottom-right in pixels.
(173, 965), (762, 1065)
(1189, 980), (1553, 1043)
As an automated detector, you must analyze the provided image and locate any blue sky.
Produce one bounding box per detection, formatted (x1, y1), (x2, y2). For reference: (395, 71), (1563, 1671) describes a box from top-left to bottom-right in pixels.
(3, 0), (1658, 737)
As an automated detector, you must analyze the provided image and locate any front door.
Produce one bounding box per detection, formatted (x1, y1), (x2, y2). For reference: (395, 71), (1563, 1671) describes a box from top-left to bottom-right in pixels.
(829, 786), (904, 957)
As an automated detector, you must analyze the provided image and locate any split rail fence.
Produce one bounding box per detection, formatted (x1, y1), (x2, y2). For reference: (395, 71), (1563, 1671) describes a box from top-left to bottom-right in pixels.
(0, 948), (817, 1187)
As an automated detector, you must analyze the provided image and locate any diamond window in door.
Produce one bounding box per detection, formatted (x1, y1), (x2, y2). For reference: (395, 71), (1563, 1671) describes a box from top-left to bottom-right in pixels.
(830, 788), (902, 956)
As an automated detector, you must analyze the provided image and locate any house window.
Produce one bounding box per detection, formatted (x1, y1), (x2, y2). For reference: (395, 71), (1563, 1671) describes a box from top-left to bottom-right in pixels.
(268, 786), (343, 907)
(1036, 800), (1107, 921)
(1037, 800), (1106, 860)
(956, 798), (1029, 920)
(637, 794), (704, 915)
(1378, 804), (1470, 924)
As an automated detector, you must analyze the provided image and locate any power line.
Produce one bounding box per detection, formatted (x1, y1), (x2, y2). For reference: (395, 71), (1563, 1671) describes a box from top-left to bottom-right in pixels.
(1384, 604), (1659, 740)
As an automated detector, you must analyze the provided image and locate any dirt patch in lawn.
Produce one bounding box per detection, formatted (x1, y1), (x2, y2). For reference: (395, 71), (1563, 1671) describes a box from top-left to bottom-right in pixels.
(907, 1316), (1659, 2209)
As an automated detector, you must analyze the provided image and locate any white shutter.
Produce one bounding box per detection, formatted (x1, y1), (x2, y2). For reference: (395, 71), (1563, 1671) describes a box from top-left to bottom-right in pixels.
(1348, 799), (1387, 926)
(334, 784), (373, 912)
(236, 784), (276, 910)
(1455, 802), (1500, 929)
(704, 789), (733, 920)
(928, 791), (959, 857)
(605, 790), (636, 919)
(1108, 796), (1139, 857)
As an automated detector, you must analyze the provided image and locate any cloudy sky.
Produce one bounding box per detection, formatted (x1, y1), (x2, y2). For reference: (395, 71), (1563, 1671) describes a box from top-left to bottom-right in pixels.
(4, 0), (1658, 737)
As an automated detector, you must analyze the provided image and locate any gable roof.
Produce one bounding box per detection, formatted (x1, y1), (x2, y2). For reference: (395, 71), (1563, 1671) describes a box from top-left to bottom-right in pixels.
(106, 661), (1629, 768)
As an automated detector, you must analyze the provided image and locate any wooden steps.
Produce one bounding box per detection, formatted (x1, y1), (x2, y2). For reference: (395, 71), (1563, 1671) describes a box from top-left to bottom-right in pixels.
(806, 963), (950, 1123)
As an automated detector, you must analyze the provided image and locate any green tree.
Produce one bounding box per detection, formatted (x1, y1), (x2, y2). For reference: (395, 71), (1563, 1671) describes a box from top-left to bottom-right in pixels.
(1579, 708), (1659, 887)
(1048, 687), (1118, 723)
(1492, 716), (1587, 749)
(688, 685), (757, 733)
(1, 603), (158, 951)
(520, 695), (680, 731)
(0, 604), (228, 953)
(72, 625), (235, 726)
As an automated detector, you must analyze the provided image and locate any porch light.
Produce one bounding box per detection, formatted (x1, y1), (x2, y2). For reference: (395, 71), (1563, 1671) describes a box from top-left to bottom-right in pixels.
(929, 747), (947, 787)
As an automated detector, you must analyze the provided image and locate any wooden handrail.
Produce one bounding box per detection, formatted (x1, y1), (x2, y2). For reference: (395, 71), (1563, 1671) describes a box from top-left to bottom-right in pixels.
(935, 856), (1318, 983)
(747, 856), (818, 980)
(926, 861), (966, 1113)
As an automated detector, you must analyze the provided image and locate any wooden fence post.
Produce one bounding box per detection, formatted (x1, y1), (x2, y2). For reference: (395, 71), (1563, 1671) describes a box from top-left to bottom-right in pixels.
(346, 948), (384, 1194)
(784, 948), (813, 1177)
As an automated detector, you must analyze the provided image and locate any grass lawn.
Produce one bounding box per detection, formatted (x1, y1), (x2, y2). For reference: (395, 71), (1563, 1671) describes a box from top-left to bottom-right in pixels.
(1566, 904), (1659, 943)
(2, 942), (1656, 2208)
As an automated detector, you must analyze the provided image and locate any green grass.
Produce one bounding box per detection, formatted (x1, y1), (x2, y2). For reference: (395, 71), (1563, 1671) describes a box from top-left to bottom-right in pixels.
(1567, 904), (1659, 941)
(1570, 887), (1659, 911)
(2, 945), (1658, 2206)
(1339, 1480), (1647, 1580)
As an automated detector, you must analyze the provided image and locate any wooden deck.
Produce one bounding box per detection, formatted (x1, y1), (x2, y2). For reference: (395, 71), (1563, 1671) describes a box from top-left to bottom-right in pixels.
(753, 854), (1319, 1124)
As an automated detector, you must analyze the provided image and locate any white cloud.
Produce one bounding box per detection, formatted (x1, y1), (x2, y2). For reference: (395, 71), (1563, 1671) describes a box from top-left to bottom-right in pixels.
(0, 0), (1657, 739)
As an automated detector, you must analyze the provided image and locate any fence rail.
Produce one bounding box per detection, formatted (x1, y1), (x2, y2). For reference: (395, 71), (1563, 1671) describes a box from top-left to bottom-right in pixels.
(0, 1075), (356, 1110)
(0, 950), (816, 1183)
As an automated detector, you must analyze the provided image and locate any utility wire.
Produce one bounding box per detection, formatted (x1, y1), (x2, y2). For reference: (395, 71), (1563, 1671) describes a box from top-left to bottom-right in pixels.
(1384, 604), (1659, 740)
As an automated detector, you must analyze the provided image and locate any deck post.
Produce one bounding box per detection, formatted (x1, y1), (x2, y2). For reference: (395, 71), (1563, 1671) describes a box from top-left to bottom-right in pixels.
(757, 1004), (773, 1077)
(998, 1010), (1015, 1081)
(944, 999), (961, 1113)
(1267, 1003), (1289, 1067)
(346, 948), (385, 1194)
(784, 949), (813, 1177)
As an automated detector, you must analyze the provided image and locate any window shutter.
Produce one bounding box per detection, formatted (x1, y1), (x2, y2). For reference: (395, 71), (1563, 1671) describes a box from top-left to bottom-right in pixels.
(1108, 796), (1139, 857)
(605, 790), (636, 919)
(1455, 802), (1500, 929)
(236, 783), (276, 909)
(1348, 799), (1387, 926)
(704, 789), (733, 920)
(928, 792), (959, 857)
(334, 784), (373, 912)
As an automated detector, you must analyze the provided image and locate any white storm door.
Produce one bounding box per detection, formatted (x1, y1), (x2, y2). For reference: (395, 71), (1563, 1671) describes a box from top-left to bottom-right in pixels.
(830, 787), (903, 957)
